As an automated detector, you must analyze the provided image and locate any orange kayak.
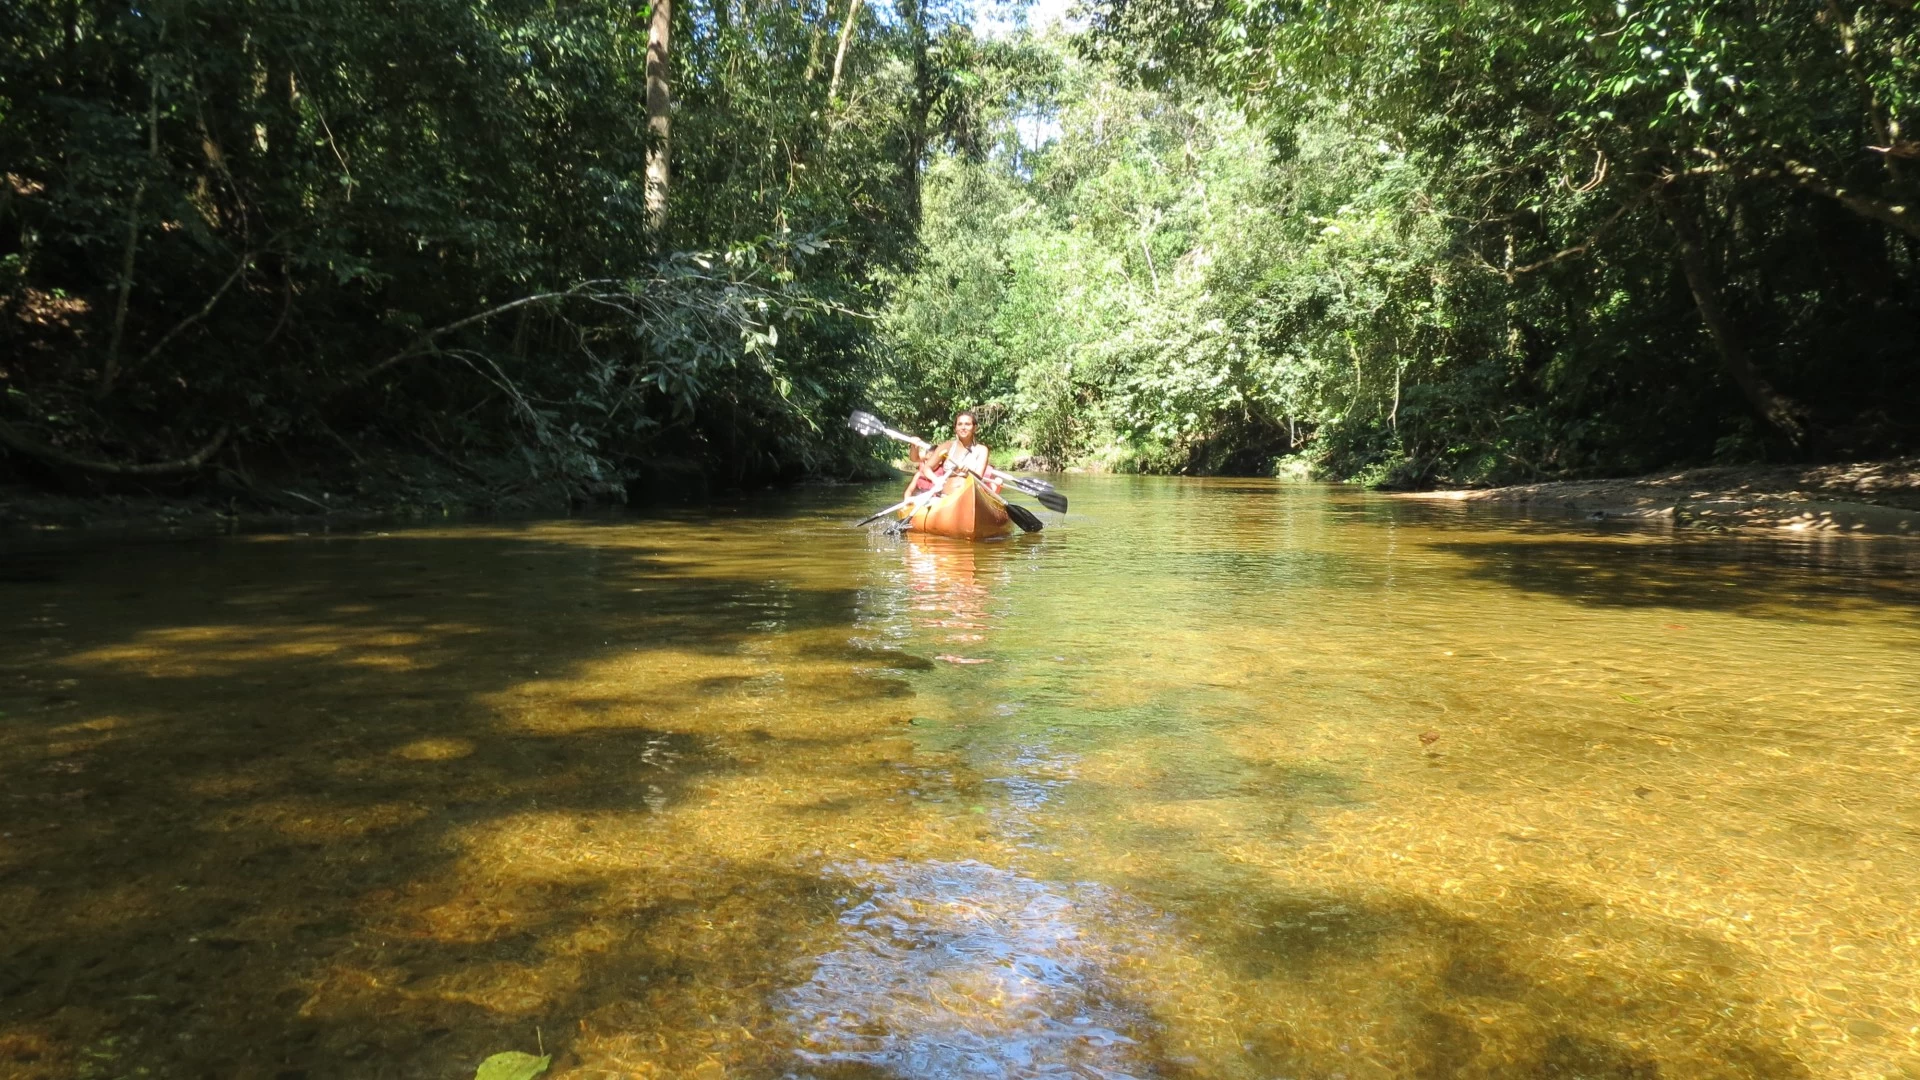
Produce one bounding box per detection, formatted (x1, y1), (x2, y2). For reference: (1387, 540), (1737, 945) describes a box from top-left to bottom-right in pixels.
(901, 474), (1012, 540)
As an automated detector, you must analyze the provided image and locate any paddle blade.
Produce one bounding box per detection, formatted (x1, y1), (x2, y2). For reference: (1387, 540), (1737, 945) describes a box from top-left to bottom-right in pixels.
(1009, 479), (1067, 513)
(855, 498), (910, 527)
(1004, 502), (1044, 533)
(848, 410), (885, 437)
(988, 469), (1067, 513)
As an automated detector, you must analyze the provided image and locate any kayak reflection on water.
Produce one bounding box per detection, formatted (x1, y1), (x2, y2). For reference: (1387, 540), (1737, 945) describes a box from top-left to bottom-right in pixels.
(905, 535), (1000, 661)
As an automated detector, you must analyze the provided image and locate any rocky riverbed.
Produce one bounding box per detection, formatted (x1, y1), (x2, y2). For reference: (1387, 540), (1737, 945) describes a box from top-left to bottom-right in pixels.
(1397, 458), (1920, 536)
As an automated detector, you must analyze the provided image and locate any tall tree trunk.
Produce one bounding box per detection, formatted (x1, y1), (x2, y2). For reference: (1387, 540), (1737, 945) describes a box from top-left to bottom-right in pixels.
(100, 72), (160, 399)
(645, 0), (672, 243)
(899, 0), (931, 226)
(1658, 192), (1806, 445)
(828, 0), (863, 103)
(61, 0), (79, 81)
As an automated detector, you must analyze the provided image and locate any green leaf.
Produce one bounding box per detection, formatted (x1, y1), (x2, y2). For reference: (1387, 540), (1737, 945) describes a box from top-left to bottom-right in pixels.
(475, 1051), (551, 1080)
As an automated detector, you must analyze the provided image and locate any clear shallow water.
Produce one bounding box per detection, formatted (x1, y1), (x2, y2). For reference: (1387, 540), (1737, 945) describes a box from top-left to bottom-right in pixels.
(2, 478), (1917, 1079)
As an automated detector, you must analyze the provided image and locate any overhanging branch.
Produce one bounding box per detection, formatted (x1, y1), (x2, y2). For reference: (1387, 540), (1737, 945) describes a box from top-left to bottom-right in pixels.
(0, 421), (231, 475)
(337, 281), (618, 390)
(131, 254), (253, 372)
(1663, 155), (1920, 240)
(1778, 159), (1920, 239)
(1490, 185), (1657, 281)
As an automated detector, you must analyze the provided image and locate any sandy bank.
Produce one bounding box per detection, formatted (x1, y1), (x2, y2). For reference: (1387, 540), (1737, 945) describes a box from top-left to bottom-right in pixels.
(1396, 458), (1920, 536)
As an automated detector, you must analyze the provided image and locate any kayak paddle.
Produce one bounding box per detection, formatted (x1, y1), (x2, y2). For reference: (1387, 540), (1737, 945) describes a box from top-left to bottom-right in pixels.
(855, 498), (915, 527)
(856, 480), (952, 526)
(1001, 497), (1045, 534)
(848, 409), (1068, 514)
(855, 485), (942, 528)
(986, 467), (1068, 514)
(961, 466), (1042, 533)
(849, 409), (930, 450)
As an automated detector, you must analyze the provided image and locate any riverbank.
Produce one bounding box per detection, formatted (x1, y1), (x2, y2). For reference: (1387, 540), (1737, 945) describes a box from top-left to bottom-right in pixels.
(1396, 457), (1920, 536)
(0, 449), (565, 537)
(0, 448), (882, 538)
(0, 445), (746, 537)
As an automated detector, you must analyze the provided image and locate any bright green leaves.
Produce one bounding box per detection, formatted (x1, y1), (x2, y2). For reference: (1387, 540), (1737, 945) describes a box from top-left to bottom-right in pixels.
(879, 36), (1449, 475)
(473, 1051), (551, 1080)
(1072, 0), (1920, 476)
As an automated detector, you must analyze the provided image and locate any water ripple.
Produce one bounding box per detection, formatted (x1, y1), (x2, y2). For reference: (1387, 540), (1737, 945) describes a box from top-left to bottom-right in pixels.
(780, 860), (1159, 1079)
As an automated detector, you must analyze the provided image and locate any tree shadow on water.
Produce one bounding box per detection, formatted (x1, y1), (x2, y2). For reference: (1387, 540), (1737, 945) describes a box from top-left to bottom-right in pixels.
(1424, 535), (1920, 615)
(0, 529), (898, 1079)
(1027, 746), (1812, 1076)
(1132, 873), (1812, 1080)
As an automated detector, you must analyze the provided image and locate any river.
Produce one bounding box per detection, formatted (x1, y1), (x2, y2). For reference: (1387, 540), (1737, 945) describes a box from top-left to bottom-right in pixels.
(2, 478), (1917, 1079)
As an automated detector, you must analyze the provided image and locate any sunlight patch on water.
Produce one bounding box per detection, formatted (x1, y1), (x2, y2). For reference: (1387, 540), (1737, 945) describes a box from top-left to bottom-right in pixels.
(781, 860), (1160, 1079)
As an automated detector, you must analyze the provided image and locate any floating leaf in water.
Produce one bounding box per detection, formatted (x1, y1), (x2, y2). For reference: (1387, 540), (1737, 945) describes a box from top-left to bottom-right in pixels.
(475, 1051), (550, 1080)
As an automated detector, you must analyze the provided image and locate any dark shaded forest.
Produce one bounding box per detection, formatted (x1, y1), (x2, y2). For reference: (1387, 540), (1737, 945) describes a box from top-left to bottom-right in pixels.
(2, 0), (997, 507)
(3, 0), (1916, 506)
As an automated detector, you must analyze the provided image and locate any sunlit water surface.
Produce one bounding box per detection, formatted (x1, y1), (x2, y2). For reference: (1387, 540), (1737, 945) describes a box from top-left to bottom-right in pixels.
(2, 479), (1918, 1079)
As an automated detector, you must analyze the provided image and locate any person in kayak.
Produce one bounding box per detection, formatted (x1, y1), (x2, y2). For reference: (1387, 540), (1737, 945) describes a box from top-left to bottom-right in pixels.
(903, 410), (989, 502)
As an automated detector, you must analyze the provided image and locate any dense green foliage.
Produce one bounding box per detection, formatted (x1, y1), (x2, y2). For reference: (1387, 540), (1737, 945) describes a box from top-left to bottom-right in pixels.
(880, 3), (1919, 482)
(5, 0), (1915, 498)
(875, 60), (1455, 475)
(1, 0), (983, 496)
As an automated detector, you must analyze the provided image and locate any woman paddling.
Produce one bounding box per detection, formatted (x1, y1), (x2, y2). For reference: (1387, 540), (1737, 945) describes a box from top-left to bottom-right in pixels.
(902, 410), (989, 503)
